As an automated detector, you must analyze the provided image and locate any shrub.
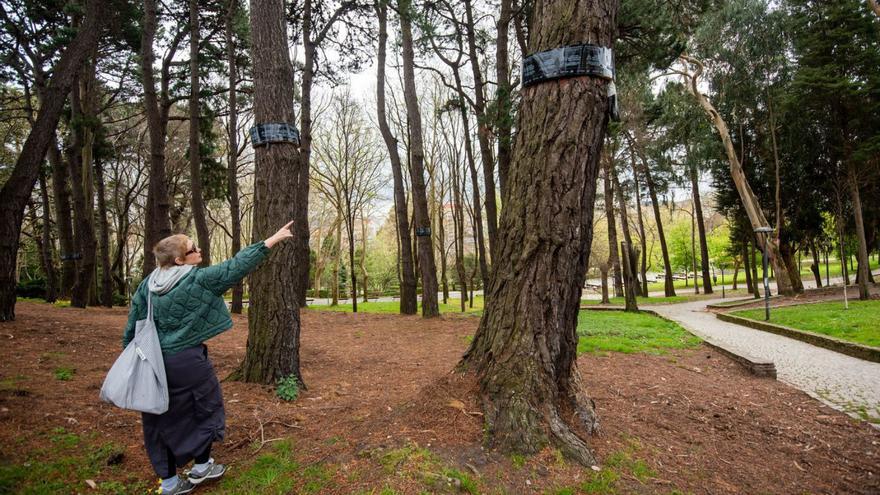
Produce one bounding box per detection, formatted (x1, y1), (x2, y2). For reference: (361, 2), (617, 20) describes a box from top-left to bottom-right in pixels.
(276, 375), (300, 401)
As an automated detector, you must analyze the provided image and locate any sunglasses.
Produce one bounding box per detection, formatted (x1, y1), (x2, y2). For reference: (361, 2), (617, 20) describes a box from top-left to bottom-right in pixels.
(185, 244), (200, 256)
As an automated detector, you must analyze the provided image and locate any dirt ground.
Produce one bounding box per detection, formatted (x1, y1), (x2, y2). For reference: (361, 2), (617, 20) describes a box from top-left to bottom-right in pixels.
(1, 301), (878, 494)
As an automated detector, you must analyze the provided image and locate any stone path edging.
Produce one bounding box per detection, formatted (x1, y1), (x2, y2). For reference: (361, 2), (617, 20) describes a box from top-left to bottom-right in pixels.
(581, 306), (777, 378)
(716, 312), (880, 363)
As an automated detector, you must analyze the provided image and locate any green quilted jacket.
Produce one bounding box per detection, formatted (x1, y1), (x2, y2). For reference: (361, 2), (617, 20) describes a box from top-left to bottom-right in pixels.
(122, 241), (271, 354)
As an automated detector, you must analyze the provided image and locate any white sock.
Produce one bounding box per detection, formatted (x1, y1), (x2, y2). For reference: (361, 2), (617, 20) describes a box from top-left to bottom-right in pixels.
(161, 476), (179, 492)
(193, 457), (213, 473)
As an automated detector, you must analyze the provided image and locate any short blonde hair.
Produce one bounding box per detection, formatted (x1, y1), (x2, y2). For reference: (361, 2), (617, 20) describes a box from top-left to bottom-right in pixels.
(153, 234), (190, 268)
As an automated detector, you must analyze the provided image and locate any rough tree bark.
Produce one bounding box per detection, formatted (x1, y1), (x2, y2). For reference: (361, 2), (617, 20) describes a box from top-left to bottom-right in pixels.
(189, 0), (211, 266)
(375, 1), (417, 314)
(679, 54), (794, 296)
(461, 0), (616, 465)
(400, 0), (440, 317)
(141, 0), (174, 275)
(237, 0), (303, 386)
(226, 0), (244, 313)
(495, 0), (513, 198)
(0, 0), (102, 320)
(36, 168), (58, 303)
(67, 70), (98, 308)
(49, 139), (76, 297)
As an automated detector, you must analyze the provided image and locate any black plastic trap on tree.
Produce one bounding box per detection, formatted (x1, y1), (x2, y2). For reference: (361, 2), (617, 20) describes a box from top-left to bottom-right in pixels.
(249, 123), (301, 147)
(415, 227), (431, 237)
(522, 44), (618, 120)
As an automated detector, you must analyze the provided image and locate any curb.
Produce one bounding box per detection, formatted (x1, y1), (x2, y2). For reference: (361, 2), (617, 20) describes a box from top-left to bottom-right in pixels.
(581, 306), (777, 378)
(716, 313), (880, 364)
(706, 296), (780, 310)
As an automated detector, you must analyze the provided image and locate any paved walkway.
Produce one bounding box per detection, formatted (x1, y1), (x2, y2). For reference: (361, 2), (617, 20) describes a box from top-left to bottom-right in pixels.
(649, 297), (880, 425)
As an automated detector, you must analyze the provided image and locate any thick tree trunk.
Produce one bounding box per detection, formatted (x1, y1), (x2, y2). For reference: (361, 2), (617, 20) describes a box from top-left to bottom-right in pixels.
(141, 0), (173, 276)
(689, 163), (713, 294)
(237, 0), (303, 386)
(642, 160), (675, 297)
(848, 165), (871, 300)
(0, 0), (102, 320)
(462, 0), (616, 465)
(376, 3), (418, 314)
(226, 0), (244, 313)
(602, 159), (623, 297)
(67, 75), (98, 309)
(94, 157), (113, 307)
(681, 54), (794, 296)
(599, 264), (610, 304)
(780, 241), (804, 293)
(400, 0), (440, 317)
(189, 0), (211, 266)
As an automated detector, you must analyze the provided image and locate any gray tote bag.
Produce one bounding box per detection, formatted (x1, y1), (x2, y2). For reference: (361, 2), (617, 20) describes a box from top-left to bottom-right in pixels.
(99, 291), (169, 414)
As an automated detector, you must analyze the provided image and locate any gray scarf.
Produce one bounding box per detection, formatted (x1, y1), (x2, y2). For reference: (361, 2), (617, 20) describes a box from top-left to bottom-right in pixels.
(148, 264), (194, 295)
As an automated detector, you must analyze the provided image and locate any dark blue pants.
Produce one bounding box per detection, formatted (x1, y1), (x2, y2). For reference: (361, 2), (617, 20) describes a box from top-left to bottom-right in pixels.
(142, 345), (225, 478)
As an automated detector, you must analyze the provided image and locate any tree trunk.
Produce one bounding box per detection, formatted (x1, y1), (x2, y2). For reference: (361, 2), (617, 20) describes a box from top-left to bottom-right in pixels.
(332, 209), (342, 305)
(848, 164), (871, 300)
(689, 163), (712, 294)
(462, 0), (616, 465)
(237, 0), (304, 387)
(0, 0), (102, 320)
(642, 159), (675, 297)
(376, 2), (418, 314)
(495, 0), (513, 199)
(631, 159), (648, 297)
(189, 0), (211, 266)
(361, 215), (369, 303)
(602, 158), (623, 297)
(681, 54), (794, 296)
(67, 74), (98, 309)
(49, 139), (76, 298)
(346, 202), (358, 313)
(621, 241), (638, 312)
(732, 259), (740, 290)
(141, 0), (173, 276)
(36, 164), (58, 303)
(226, 0), (244, 313)
(741, 238), (753, 293)
(599, 264), (610, 304)
(780, 241), (804, 293)
(400, 0), (440, 317)
(94, 156), (113, 307)
(463, 0), (498, 261)
(611, 163), (640, 296)
(810, 240), (822, 288)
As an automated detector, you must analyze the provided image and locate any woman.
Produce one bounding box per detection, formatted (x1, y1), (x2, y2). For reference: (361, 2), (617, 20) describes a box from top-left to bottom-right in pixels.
(123, 222), (294, 494)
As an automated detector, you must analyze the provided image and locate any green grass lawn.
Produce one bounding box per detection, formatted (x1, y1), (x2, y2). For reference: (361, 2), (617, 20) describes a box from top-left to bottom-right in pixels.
(582, 289), (752, 307)
(307, 296), (484, 315)
(733, 300), (880, 348)
(576, 310), (701, 355)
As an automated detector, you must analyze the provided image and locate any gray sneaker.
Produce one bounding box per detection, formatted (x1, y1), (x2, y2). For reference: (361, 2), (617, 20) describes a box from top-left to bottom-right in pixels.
(187, 460), (227, 485)
(158, 476), (195, 494)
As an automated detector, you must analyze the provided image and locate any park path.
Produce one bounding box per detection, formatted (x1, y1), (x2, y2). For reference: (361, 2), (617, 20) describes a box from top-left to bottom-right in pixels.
(648, 297), (880, 425)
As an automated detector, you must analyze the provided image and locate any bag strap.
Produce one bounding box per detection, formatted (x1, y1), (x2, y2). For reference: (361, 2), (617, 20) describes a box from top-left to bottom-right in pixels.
(146, 286), (154, 323)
